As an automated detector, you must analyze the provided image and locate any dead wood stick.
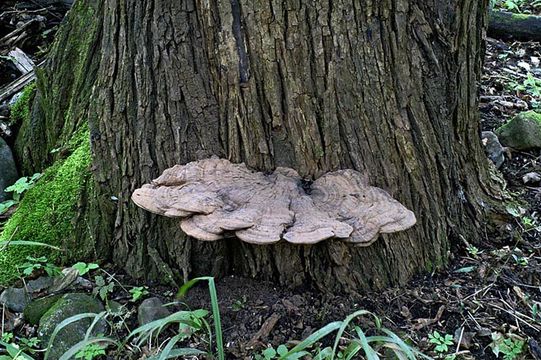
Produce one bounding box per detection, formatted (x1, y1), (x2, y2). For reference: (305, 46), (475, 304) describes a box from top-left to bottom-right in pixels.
(8, 47), (35, 74)
(0, 19), (37, 45)
(0, 60), (44, 104)
(246, 313), (281, 348)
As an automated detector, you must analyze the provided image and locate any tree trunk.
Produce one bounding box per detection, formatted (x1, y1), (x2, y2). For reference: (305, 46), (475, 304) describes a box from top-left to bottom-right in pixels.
(25, 0), (499, 293)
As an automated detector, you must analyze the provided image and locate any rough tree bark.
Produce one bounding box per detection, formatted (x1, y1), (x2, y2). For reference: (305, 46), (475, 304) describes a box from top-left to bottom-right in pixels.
(23, 0), (500, 293)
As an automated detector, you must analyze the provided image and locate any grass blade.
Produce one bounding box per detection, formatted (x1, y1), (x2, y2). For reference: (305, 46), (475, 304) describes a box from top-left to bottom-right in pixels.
(158, 334), (182, 360)
(45, 313), (101, 360)
(148, 348), (206, 359)
(283, 321), (342, 356)
(177, 277), (224, 360)
(313, 347), (333, 360)
(331, 310), (377, 359)
(0, 240), (63, 251)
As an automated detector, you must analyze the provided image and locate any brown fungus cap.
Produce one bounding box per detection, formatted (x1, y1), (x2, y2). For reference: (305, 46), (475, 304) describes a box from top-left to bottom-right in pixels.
(131, 158), (416, 245)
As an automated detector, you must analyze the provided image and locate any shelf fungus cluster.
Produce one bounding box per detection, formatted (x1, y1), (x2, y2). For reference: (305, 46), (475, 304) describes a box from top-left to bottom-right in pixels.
(131, 158), (416, 246)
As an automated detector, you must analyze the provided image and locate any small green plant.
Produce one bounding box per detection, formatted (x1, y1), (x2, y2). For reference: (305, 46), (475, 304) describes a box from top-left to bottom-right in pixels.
(502, 0), (524, 12)
(256, 345), (289, 359)
(231, 295), (248, 312)
(72, 262), (100, 276)
(18, 256), (61, 277)
(5, 174), (42, 201)
(0, 174), (42, 215)
(467, 245), (480, 257)
(128, 286), (149, 302)
(0, 339), (33, 360)
(515, 72), (541, 97)
(521, 216), (536, 229)
(429, 331), (454, 354)
(490, 333), (525, 360)
(18, 337), (40, 354)
(92, 276), (114, 301)
(75, 343), (107, 360)
(254, 310), (428, 360)
(1, 333), (14, 343)
(512, 254), (529, 266)
(532, 302), (541, 322)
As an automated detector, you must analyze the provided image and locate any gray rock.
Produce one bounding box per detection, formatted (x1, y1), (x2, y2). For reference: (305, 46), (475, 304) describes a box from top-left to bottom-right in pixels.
(495, 111), (541, 150)
(137, 297), (170, 326)
(523, 172), (541, 184)
(481, 131), (505, 168)
(0, 104), (9, 117)
(38, 293), (106, 360)
(26, 276), (54, 294)
(0, 287), (31, 312)
(24, 294), (62, 325)
(0, 137), (18, 202)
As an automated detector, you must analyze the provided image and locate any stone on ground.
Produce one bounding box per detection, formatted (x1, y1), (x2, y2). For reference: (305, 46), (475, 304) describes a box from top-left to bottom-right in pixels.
(481, 131), (505, 168)
(0, 287), (31, 312)
(0, 137), (18, 202)
(38, 293), (106, 360)
(23, 294), (62, 325)
(522, 172), (541, 184)
(137, 297), (170, 326)
(495, 111), (541, 150)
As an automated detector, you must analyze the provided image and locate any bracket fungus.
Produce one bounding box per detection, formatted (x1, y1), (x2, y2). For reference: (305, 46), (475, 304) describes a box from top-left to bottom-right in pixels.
(131, 158), (416, 246)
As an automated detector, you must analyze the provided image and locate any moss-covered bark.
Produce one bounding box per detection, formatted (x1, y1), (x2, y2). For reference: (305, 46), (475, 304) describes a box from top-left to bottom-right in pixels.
(14, 0), (101, 174)
(0, 133), (91, 284)
(1, 1), (104, 284)
(10, 83), (36, 126)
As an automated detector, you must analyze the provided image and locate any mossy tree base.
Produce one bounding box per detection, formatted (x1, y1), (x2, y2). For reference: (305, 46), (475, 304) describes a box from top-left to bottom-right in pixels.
(0, 1), (104, 285)
(0, 135), (92, 284)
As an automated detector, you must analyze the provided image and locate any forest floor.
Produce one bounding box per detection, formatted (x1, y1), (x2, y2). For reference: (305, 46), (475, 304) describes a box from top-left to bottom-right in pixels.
(1, 2), (541, 360)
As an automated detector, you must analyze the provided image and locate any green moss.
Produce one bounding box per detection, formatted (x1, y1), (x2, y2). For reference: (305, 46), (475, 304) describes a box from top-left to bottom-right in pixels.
(10, 83), (36, 125)
(23, 295), (62, 325)
(0, 134), (91, 285)
(510, 13), (530, 21)
(495, 110), (541, 150)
